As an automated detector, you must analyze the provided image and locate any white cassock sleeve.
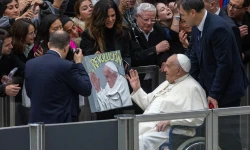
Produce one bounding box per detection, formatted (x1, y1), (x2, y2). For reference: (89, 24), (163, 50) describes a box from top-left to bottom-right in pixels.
(170, 86), (208, 126)
(131, 81), (169, 111)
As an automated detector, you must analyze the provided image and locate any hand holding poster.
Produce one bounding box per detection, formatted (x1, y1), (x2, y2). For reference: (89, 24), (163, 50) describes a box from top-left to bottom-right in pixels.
(82, 50), (132, 112)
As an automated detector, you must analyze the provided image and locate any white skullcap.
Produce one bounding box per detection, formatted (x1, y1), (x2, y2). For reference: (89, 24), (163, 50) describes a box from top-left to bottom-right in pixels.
(105, 62), (118, 72)
(177, 54), (191, 73)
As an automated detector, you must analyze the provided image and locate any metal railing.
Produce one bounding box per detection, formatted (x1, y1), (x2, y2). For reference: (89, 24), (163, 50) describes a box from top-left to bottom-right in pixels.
(132, 109), (212, 150)
(212, 106), (250, 150)
(0, 96), (15, 127)
(0, 107), (250, 150)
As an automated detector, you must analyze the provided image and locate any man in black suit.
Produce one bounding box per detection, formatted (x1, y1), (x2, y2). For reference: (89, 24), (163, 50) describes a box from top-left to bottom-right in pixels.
(25, 30), (92, 124)
(203, 0), (242, 54)
(225, 0), (250, 63)
(179, 0), (249, 149)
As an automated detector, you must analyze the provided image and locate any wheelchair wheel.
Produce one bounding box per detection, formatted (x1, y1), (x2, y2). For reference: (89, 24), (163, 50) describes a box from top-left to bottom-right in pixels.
(177, 137), (205, 150)
(176, 137), (221, 150)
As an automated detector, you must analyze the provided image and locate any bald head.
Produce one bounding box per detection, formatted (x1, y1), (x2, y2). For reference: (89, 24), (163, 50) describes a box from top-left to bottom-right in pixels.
(49, 30), (70, 50)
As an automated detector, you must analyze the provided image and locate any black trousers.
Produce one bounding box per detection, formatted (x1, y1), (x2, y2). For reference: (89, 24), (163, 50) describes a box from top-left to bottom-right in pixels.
(218, 99), (242, 150)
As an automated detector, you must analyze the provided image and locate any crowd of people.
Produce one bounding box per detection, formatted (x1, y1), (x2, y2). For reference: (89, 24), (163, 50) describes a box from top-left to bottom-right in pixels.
(0, 0), (250, 149)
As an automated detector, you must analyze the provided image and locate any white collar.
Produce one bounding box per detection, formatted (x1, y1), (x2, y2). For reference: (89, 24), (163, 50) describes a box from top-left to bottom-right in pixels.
(215, 8), (220, 15)
(50, 49), (62, 58)
(137, 23), (154, 41)
(138, 27), (154, 35)
(174, 74), (189, 84)
(197, 10), (207, 34)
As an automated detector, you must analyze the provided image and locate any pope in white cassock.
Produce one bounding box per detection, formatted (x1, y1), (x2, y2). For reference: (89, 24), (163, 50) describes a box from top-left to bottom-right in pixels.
(126, 54), (208, 150)
(90, 62), (132, 111)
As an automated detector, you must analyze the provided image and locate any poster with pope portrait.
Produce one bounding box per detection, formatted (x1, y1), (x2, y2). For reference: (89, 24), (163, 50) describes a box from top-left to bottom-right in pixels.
(82, 50), (132, 112)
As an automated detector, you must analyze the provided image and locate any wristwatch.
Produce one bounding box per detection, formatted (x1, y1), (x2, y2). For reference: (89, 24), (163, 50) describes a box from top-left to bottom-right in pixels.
(174, 16), (180, 20)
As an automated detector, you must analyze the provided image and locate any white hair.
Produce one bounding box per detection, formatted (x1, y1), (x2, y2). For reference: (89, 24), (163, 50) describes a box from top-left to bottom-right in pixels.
(137, 3), (156, 15)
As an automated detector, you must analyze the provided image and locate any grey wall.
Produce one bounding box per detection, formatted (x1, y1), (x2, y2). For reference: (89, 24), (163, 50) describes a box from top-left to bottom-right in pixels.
(45, 120), (118, 150)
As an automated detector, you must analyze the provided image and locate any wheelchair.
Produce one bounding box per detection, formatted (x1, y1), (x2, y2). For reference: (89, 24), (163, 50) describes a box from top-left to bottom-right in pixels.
(159, 125), (219, 150)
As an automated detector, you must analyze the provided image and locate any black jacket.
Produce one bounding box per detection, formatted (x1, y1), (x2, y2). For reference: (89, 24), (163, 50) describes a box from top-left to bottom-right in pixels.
(224, 8), (250, 63)
(219, 10), (242, 54)
(129, 23), (169, 67)
(0, 84), (5, 97)
(80, 27), (132, 64)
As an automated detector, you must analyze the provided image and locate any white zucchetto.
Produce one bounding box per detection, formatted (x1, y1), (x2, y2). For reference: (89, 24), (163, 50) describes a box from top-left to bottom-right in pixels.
(177, 54), (191, 73)
(105, 62), (118, 73)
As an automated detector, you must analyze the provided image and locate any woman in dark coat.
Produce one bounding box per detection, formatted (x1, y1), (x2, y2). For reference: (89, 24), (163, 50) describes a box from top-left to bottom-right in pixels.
(80, 0), (134, 120)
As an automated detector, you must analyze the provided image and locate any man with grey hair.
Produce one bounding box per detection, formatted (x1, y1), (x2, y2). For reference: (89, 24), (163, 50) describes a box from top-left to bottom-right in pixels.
(127, 54), (208, 150)
(90, 61), (132, 111)
(131, 3), (170, 67)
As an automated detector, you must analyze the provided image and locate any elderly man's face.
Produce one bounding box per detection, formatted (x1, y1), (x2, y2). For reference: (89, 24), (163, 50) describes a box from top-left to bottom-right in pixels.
(164, 55), (180, 83)
(136, 11), (156, 34)
(104, 66), (118, 88)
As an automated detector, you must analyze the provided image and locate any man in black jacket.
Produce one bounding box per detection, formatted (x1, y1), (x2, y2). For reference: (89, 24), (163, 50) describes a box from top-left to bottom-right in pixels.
(0, 28), (20, 97)
(203, 0), (243, 54)
(130, 3), (170, 67)
(225, 0), (250, 63)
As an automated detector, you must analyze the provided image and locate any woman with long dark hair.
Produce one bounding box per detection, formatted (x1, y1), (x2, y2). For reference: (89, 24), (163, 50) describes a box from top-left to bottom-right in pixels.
(80, 0), (132, 64)
(11, 19), (42, 75)
(80, 0), (133, 120)
(11, 19), (42, 125)
(35, 14), (63, 53)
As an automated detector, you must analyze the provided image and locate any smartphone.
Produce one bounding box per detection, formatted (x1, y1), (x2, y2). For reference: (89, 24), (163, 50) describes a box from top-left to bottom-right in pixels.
(36, 40), (43, 52)
(38, 40), (43, 48)
(123, 59), (130, 74)
(3, 67), (18, 85)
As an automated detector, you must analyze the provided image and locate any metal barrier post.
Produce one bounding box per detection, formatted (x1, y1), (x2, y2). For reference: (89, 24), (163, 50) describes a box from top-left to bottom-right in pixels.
(212, 110), (219, 150)
(3, 96), (8, 127)
(206, 111), (213, 150)
(116, 114), (135, 150)
(29, 123), (45, 150)
(133, 118), (139, 150)
(213, 106), (250, 150)
(7, 96), (15, 126)
(0, 97), (4, 127)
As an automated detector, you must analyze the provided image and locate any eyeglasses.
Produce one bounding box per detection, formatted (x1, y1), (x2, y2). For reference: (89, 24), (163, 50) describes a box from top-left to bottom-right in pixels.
(28, 31), (36, 37)
(137, 14), (157, 23)
(227, 2), (243, 11)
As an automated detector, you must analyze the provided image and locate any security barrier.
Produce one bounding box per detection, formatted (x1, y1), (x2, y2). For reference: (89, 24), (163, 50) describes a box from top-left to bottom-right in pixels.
(0, 107), (249, 150)
(0, 65), (250, 150)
